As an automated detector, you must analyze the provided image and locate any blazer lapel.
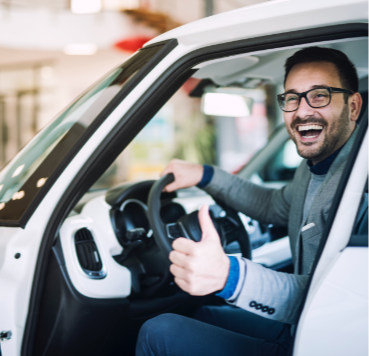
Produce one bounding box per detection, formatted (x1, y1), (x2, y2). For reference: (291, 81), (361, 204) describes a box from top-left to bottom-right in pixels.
(306, 127), (358, 221)
(291, 163), (311, 273)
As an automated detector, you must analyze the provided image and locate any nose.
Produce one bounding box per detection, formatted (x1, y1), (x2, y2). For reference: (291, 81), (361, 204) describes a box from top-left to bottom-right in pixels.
(295, 96), (315, 118)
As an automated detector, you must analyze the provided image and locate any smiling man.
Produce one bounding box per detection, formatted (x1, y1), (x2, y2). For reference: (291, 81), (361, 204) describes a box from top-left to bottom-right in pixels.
(136, 47), (362, 356)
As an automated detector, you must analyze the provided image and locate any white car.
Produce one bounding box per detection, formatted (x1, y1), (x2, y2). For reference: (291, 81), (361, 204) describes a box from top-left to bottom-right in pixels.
(0, 0), (367, 355)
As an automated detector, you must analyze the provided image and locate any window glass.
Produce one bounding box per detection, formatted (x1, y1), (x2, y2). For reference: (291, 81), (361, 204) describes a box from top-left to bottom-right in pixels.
(258, 139), (302, 183)
(0, 44), (167, 224)
(351, 182), (368, 237)
(91, 83), (275, 190)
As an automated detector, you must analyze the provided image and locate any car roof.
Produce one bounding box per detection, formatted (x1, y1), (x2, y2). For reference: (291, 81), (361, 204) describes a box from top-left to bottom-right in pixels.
(192, 38), (369, 86)
(145, 0), (368, 52)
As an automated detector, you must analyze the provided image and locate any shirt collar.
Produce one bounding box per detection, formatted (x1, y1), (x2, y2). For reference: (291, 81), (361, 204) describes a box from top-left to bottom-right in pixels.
(307, 145), (344, 175)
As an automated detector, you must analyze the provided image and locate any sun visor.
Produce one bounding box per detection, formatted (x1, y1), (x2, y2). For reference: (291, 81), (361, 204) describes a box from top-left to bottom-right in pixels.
(193, 55), (259, 84)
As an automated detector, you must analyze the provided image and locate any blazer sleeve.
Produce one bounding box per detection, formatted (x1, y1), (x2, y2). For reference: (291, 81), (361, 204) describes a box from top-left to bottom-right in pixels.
(230, 258), (309, 325)
(203, 167), (292, 227)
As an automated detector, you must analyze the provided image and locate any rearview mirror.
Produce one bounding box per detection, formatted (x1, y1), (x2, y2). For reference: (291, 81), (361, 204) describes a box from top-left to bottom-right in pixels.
(201, 86), (253, 117)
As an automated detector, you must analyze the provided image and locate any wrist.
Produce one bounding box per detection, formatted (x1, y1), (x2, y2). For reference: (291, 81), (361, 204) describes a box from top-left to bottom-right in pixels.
(215, 256), (240, 299)
(197, 164), (214, 188)
(196, 164), (204, 185)
(218, 254), (231, 291)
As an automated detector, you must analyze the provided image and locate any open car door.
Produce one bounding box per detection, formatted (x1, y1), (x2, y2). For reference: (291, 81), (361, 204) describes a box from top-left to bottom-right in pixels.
(294, 111), (368, 356)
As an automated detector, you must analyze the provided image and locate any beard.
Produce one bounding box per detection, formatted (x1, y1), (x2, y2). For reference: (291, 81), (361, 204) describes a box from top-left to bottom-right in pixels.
(287, 104), (352, 163)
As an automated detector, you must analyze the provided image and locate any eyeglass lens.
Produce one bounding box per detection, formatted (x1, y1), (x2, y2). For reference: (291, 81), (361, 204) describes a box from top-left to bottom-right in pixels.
(281, 88), (330, 111)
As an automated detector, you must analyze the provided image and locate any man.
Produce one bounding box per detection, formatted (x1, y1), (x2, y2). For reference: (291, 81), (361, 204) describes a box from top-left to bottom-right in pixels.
(136, 47), (362, 356)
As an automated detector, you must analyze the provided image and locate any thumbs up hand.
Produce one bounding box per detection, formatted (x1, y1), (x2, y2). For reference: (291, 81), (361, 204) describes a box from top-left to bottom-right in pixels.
(169, 205), (230, 296)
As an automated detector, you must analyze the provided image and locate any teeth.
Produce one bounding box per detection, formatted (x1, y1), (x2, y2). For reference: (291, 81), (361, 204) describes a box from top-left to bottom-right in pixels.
(298, 124), (323, 131)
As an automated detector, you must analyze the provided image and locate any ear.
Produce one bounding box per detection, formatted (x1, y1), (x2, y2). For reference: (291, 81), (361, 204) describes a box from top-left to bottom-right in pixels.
(349, 92), (363, 123)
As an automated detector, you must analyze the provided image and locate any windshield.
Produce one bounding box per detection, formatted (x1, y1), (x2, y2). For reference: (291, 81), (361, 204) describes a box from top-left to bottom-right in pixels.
(0, 42), (170, 226)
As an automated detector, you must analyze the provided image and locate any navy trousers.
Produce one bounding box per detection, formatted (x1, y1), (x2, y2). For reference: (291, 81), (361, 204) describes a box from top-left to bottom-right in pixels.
(136, 305), (292, 356)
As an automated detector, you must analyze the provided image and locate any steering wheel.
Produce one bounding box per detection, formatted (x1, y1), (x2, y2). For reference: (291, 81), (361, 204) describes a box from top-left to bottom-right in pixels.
(147, 173), (251, 259)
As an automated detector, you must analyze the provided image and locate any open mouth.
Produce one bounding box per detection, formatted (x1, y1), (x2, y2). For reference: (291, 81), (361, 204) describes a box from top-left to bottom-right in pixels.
(297, 124), (323, 140)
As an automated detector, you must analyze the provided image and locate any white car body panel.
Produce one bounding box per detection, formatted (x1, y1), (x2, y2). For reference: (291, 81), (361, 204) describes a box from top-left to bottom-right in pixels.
(295, 247), (368, 356)
(294, 132), (368, 355)
(147, 0), (367, 50)
(60, 195), (130, 299)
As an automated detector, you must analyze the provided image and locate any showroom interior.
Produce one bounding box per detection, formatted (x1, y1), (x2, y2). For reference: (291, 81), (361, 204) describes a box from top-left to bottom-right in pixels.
(0, 0), (281, 189)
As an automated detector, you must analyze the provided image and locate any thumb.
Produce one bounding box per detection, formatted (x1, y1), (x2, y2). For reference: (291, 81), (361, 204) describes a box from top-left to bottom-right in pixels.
(198, 205), (220, 242)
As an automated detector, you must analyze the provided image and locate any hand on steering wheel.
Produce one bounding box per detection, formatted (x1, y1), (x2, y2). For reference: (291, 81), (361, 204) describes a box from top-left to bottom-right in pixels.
(147, 173), (251, 258)
(160, 159), (204, 193)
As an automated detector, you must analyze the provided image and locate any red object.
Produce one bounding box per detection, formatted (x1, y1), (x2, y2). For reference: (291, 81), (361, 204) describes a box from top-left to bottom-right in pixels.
(114, 36), (153, 52)
(182, 77), (201, 94)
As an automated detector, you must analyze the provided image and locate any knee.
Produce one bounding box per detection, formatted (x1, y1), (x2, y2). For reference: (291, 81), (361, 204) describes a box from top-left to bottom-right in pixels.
(136, 314), (181, 356)
(140, 313), (181, 336)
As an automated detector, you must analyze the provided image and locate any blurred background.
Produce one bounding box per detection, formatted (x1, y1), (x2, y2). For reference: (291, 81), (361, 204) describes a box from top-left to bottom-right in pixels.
(0, 0), (283, 189)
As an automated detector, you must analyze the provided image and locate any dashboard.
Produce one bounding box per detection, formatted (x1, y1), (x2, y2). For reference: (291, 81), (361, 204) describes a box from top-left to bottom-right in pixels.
(59, 180), (292, 299)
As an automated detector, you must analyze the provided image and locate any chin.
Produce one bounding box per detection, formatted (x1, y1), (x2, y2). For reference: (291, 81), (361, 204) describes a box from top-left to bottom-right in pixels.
(296, 144), (324, 161)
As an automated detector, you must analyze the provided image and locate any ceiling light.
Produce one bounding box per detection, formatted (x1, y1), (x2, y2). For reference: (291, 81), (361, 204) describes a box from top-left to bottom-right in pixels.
(71, 0), (102, 14)
(36, 178), (47, 188)
(103, 0), (139, 10)
(64, 43), (98, 55)
(12, 191), (25, 201)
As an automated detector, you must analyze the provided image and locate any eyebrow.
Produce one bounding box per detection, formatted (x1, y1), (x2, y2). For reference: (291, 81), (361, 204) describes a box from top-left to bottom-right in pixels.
(284, 85), (329, 94)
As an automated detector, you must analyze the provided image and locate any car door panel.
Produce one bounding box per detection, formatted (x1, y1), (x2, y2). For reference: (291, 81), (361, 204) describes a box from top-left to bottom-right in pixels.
(294, 126), (368, 356)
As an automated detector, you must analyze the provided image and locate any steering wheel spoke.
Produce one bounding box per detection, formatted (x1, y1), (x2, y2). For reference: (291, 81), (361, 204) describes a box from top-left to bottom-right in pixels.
(148, 174), (251, 260)
(166, 222), (188, 240)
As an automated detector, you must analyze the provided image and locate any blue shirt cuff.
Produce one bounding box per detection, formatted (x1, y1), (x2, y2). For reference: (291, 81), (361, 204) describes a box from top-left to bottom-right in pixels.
(216, 256), (240, 299)
(196, 164), (214, 188)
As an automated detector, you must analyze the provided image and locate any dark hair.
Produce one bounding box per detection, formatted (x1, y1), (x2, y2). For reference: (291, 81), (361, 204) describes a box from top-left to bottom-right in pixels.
(284, 47), (359, 93)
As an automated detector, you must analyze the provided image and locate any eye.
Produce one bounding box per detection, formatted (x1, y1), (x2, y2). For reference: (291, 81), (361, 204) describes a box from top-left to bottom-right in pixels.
(286, 95), (298, 102)
(315, 93), (328, 98)
(310, 89), (329, 100)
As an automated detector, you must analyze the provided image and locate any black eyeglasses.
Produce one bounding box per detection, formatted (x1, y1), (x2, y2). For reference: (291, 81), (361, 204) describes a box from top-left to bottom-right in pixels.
(277, 86), (353, 112)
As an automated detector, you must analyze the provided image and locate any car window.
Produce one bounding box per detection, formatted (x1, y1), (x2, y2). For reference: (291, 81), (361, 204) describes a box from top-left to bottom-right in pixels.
(0, 43), (171, 226)
(258, 139), (303, 183)
(90, 86), (273, 189)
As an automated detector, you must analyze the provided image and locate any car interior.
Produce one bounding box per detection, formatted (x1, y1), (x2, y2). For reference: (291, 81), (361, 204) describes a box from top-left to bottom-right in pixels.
(31, 37), (368, 356)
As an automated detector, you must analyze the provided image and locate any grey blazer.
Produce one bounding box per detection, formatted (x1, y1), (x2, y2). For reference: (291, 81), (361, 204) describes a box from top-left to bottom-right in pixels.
(203, 131), (357, 325)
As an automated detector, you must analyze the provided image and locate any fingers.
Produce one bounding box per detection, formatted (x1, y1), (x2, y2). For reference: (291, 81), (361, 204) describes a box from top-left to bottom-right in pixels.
(173, 277), (192, 294)
(163, 182), (177, 193)
(159, 159), (203, 192)
(160, 161), (180, 192)
(169, 263), (188, 280)
(169, 249), (190, 268)
(198, 205), (219, 241)
(160, 159), (179, 179)
(171, 237), (197, 255)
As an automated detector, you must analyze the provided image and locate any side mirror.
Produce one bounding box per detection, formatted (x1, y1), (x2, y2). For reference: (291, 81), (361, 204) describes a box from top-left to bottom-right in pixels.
(200, 86), (253, 117)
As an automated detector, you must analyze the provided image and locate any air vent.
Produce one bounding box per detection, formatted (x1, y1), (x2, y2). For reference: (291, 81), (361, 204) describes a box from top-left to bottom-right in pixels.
(74, 228), (106, 279)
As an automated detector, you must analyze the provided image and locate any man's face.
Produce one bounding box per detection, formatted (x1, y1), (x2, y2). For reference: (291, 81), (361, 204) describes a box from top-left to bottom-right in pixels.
(283, 61), (355, 164)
